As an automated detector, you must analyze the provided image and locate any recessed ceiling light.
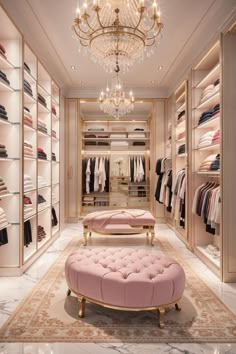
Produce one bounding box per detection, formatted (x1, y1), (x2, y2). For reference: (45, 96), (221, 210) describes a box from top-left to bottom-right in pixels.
(71, 65), (75, 70)
(151, 80), (155, 84)
(158, 65), (163, 70)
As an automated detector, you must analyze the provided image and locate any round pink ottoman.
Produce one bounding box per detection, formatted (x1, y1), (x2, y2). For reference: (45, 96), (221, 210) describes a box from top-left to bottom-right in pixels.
(65, 248), (185, 328)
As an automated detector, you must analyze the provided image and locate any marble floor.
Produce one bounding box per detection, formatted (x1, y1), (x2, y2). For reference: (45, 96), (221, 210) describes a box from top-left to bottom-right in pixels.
(0, 223), (236, 354)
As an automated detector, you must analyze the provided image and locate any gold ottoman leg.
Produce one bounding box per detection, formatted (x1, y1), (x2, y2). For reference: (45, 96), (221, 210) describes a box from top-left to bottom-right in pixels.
(158, 308), (165, 328)
(175, 303), (181, 311)
(67, 288), (71, 296)
(78, 297), (86, 318)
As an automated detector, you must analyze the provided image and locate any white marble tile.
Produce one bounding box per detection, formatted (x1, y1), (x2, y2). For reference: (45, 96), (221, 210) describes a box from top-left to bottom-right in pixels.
(1, 343), (236, 354)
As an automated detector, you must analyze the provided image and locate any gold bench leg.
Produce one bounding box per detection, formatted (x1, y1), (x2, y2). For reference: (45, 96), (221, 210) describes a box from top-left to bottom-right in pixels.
(175, 303), (181, 311)
(78, 296), (86, 318)
(158, 307), (165, 328)
(150, 227), (155, 246)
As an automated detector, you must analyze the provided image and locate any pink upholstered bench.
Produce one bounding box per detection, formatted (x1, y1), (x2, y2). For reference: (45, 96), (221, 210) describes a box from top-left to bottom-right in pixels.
(82, 209), (156, 246)
(65, 248), (186, 328)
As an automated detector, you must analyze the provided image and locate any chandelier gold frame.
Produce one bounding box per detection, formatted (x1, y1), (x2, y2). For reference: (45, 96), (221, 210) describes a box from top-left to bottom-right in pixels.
(72, 0), (163, 72)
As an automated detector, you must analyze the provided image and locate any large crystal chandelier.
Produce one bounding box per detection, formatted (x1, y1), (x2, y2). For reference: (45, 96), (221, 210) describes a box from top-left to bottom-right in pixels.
(72, 0), (163, 72)
(99, 58), (135, 119)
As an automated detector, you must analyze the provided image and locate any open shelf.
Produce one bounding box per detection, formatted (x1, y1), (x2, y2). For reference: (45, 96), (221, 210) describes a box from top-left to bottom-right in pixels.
(24, 69), (36, 84)
(0, 54), (16, 69)
(0, 79), (15, 92)
(24, 92), (36, 104)
(196, 143), (220, 151)
(196, 63), (220, 89)
(38, 101), (50, 113)
(195, 115), (220, 129)
(196, 91), (220, 110)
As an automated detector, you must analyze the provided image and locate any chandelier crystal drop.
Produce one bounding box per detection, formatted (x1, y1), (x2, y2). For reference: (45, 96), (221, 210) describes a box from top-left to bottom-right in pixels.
(99, 62), (135, 119)
(72, 0), (163, 72)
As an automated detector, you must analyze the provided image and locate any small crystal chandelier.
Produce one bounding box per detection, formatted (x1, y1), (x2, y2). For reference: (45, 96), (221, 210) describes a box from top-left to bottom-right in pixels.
(99, 58), (135, 119)
(72, 0), (163, 72)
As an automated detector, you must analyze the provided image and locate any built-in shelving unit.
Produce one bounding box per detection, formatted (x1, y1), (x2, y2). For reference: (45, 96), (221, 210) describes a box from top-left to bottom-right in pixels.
(81, 119), (150, 214)
(0, 6), (60, 275)
(0, 5), (22, 270)
(191, 42), (221, 277)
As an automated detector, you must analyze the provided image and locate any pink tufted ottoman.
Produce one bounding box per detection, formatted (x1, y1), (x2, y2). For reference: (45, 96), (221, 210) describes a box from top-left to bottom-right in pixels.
(65, 248), (186, 328)
(82, 209), (156, 246)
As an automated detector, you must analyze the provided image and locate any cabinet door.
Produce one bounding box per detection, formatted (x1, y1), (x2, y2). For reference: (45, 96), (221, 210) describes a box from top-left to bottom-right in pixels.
(65, 99), (81, 221)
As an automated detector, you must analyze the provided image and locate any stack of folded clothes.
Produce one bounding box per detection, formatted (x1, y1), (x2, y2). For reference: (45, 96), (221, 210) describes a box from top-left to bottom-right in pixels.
(199, 80), (220, 104)
(198, 130), (220, 148)
(128, 132), (145, 138)
(110, 133), (127, 138)
(212, 130), (220, 144)
(85, 134), (96, 139)
(38, 119), (47, 134)
(97, 141), (109, 146)
(0, 70), (10, 85)
(210, 154), (220, 171)
(0, 177), (9, 196)
(24, 106), (33, 127)
(38, 194), (47, 206)
(24, 140), (34, 157)
(0, 207), (8, 229)
(52, 129), (57, 138)
(177, 131), (185, 140)
(111, 141), (128, 147)
(24, 175), (34, 191)
(52, 104), (57, 115)
(0, 104), (8, 120)
(52, 152), (56, 161)
(177, 143), (185, 155)
(38, 175), (48, 188)
(83, 196), (94, 206)
(0, 43), (7, 59)
(38, 93), (47, 107)
(24, 79), (33, 96)
(199, 154), (220, 171)
(37, 225), (46, 242)
(133, 142), (146, 146)
(24, 62), (31, 74)
(85, 141), (96, 146)
(198, 104), (220, 126)
(0, 144), (8, 158)
(24, 195), (34, 218)
(37, 147), (47, 160)
(177, 110), (185, 125)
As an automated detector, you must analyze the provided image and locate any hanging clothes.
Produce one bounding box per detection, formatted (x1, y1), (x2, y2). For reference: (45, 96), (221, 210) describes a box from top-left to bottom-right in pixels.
(82, 156), (110, 194)
(129, 155), (146, 183)
(192, 182), (220, 235)
(155, 158), (167, 203)
(172, 169), (186, 228)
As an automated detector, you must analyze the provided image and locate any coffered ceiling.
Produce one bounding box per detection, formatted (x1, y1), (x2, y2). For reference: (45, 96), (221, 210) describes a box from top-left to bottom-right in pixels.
(1, 0), (236, 98)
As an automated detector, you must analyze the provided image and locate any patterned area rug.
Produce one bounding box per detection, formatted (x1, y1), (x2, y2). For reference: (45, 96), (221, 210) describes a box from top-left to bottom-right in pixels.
(0, 235), (236, 343)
